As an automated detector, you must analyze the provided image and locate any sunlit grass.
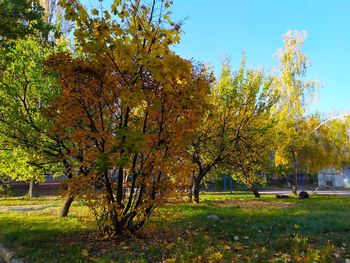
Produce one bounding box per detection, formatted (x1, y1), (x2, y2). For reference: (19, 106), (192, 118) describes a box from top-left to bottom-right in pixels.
(0, 193), (349, 262)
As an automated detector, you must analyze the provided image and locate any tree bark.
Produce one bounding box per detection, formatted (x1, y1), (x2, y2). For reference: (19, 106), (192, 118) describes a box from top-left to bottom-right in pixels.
(192, 177), (200, 204)
(28, 179), (38, 198)
(60, 195), (74, 217)
(291, 150), (298, 195)
(248, 186), (260, 198)
(290, 173), (298, 195)
(115, 222), (123, 235)
(188, 183), (193, 202)
(60, 160), (76, 217)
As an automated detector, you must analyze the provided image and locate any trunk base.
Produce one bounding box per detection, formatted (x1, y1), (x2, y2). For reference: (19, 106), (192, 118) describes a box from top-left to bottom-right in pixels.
(192, 179), (200, 204)
(188, 185), (193, 203)
(60, 195), (74, 217)
(248, 186), (260, 198)
(28, 180), (38, 198)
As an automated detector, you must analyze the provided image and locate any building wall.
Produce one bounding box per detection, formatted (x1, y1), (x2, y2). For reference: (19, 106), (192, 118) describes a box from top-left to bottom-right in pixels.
(318, 166), (350, 189)
(342, 168), (350, 188)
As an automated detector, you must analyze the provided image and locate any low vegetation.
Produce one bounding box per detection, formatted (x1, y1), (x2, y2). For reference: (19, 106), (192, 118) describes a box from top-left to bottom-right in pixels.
(1, 193), (349, 262)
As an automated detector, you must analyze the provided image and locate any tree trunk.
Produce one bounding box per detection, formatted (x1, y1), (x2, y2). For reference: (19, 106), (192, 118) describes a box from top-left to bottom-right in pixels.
(59, 195), (74, 217)
(60, 160), (75, 217)
(28, 179), (38, 198)
(291, 151), (298, 195)
(188, 184), (193, 202)
(115, 222), (123, 236)
(290, 173), (298, 195)
(192, 177), (200, 204)
(248, 186), (260, 198)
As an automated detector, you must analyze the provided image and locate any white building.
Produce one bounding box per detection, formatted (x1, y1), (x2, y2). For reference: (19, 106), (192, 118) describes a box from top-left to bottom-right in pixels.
(318, 166), (350, 189)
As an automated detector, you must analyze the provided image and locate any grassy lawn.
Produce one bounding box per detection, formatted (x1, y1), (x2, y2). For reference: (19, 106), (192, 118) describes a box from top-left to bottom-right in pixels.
(0, 193), (350, 262)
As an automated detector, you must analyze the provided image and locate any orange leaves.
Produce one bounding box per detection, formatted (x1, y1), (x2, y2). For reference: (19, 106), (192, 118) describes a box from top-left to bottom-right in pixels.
(47, 0), (212, 236)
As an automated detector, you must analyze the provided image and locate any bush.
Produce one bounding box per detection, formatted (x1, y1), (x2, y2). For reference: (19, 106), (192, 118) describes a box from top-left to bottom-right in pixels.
(0, 178), (10, 196)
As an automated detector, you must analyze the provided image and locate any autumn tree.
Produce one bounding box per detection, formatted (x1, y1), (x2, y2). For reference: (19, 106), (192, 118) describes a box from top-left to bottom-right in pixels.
(188, 57), (277, 202)
(187, 62), (237, 203)
(304, 115), (350, 175)
(47, 0), (211, 235)
(273, 30), (319, 194)
(222, 63), (277, 198)
(187, 93), (229, 203)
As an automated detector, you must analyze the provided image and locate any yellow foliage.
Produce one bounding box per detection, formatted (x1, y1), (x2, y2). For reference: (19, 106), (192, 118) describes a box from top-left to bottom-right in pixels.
(49, 0), (212, 237)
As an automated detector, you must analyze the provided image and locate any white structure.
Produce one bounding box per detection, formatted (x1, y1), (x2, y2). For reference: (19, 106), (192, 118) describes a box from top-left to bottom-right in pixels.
(318, 166), (350, 189)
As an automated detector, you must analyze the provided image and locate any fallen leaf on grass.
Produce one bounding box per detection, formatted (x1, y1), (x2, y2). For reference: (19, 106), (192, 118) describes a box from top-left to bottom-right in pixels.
(166, 242), (175, 250)
(119, 242), (129, 250)
(209, 251), (223, 260)
(232, 242), (245, 250)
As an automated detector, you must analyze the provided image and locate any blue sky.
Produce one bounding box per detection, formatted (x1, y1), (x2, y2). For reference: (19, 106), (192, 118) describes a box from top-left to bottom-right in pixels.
(86, 0), (350, 115)
(170, 0), (350, 115)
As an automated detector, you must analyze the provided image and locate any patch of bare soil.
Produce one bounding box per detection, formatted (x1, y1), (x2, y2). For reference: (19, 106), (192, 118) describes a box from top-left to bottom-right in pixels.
(60, 227), (187, 257)
(212, 199), (295, 209)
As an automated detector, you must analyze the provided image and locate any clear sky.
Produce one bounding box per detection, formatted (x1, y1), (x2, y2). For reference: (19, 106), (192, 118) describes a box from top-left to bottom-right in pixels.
(169, 0), (350, 115)
(86, 0), (350, 115)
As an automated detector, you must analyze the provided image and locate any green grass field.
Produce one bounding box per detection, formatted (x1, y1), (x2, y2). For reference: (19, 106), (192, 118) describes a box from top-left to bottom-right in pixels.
(0, 193), (349, 262)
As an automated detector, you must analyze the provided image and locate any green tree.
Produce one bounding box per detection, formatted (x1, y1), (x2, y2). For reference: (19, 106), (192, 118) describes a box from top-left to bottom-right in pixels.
(0, 146), (63, 197)
(0, 36), (63, 198)
(0, 0), (51, 42)
(0, 0), (72, 211)
(218, 58), (277, 198)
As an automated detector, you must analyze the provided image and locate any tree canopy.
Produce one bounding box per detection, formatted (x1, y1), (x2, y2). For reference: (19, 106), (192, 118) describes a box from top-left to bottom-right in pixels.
(46, 0), (211, 235)
(0, 0), (51, 42)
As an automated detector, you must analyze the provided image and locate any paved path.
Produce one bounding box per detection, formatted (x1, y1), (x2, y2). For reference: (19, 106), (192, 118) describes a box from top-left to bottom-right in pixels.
(259, 190), (350, 196)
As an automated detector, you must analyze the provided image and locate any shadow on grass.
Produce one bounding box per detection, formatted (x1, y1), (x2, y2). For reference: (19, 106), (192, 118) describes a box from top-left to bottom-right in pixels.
(141, 196), (350, 262)
(0, 213), (94, 262)
(1, 195), (350, 262)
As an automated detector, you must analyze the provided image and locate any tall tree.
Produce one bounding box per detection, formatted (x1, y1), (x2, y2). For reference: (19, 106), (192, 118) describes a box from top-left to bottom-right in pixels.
(273, 30), (319, 194)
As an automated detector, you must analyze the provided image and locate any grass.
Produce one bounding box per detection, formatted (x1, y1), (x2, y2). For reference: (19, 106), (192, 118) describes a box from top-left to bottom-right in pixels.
(0, 198), (94, 262)
(0, 193), (350, 262)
